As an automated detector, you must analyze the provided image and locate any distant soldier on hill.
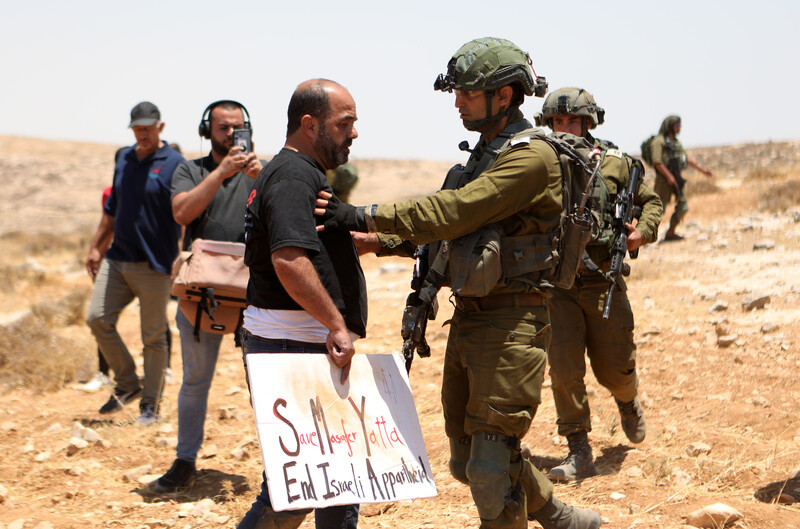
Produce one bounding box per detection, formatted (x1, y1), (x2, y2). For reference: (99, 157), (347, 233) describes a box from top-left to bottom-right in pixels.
(536, 87), (662, 482)
(645, 115), (713, 241)
(326, 162), (359, 203)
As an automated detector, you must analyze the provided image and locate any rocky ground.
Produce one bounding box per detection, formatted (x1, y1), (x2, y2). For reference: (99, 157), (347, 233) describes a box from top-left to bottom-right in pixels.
(2, 135), (800, 528)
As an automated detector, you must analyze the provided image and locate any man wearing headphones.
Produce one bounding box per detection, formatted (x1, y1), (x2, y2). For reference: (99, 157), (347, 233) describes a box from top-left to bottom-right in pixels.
(155, 100), (262, 492)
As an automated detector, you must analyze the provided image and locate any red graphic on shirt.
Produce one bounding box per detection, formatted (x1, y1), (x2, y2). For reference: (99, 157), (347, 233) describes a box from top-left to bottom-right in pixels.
(247, 189), (257, 206)
(152, 167), (161, 174)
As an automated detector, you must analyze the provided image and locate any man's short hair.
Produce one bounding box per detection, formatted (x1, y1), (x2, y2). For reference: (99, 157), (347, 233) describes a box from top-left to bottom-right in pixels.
(209, 101), (244, 125)
(286, 79), (340, 136)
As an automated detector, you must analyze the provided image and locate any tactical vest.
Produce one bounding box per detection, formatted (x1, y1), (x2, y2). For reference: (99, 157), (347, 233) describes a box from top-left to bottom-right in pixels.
(586, 139), (617, 255)
(432, 124), (598, 297)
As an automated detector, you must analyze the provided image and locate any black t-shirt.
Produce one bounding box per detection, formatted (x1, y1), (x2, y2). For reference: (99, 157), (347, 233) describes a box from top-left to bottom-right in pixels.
(244, 148), (367, 338)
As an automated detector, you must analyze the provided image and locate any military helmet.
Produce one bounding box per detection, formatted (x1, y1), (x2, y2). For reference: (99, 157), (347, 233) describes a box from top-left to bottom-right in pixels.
(535, 87), (605, 129)
(434, 37), (547, 97)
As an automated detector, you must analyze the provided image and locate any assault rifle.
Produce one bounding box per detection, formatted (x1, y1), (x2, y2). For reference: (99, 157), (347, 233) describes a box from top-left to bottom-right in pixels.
(603, 160), (644, 319)
(400, 244), (441, 373)
(666, 157), (686, 199)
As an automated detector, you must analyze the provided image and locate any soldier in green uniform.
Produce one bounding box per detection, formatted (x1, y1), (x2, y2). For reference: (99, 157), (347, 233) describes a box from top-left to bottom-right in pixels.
(318, 39), (602, 529)
(649, 115), (713, 241)
(326, 162), (359, 203)
(535, 88), (663, 481)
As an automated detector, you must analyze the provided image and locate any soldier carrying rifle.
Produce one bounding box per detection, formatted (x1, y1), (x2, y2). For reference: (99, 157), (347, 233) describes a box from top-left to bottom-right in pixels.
(535, 87), (663, 482)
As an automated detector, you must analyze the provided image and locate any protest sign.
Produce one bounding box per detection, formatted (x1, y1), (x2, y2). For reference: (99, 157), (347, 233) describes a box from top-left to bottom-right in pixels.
(246, 352), (437, 511)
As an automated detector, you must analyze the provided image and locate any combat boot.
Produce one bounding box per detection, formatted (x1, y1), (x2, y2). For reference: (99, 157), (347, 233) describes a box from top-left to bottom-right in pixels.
(530, 494), (603, 529)
(547, 431), (597, 482)
(616, 397), (646, 443)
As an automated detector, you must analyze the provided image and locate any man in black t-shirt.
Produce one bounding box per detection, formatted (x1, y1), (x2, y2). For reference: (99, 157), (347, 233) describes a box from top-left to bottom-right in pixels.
(236, 79), (363, 529)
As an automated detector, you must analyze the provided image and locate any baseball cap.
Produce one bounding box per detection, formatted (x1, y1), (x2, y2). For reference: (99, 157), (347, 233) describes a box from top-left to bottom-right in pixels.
(129, 101), (161, 127)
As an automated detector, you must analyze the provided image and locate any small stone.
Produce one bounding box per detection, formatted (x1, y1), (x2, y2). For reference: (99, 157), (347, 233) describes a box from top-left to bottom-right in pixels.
(686, 442), (712, 457)
(157, 424), (174, 435)
(1, 422), (17, 432)
(67, 437), (89, 456)
(231, 447), (249, 461)
(44, 423), (62, 434)
(761, 322), (779, 333)
(225, 386), (242, 396)
(67, 465), (86, 477)
(0, 483), (8, 503)
(610, 492), (626, 501)
(753, 239), (775, 250)
(22, 443), (34, 454)
(81, 428), (102, 443)
(71, 422), (86, 437)
(685, 503), (742, 528)
(714, 322), (730, 336)
(9, 520), (26, 529)
(178, 502), (194, 517)
(219, 406), (239, 420)
(191, 498), (216, 517)
(717, 335), (738, 348)
(709, 301), (728, 312)
(200, 444), (217, 459)
(742, 294), (770, 311)
(155, 437), (178, 449)
(672, 469), (692, 487)
(137, 474), (160, 486)
(626, 466), (643, 478)
(748, 395), (770, 408)
(34, 451), (51, 462)
(123, 464), (153, 483)
(34, 521), (54, 529)
(628, 504), (641, 514)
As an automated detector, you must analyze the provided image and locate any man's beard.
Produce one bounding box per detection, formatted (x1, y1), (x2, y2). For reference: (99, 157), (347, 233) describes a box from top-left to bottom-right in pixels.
(211, 135), (230, 158)
(315, 123), (351, 170)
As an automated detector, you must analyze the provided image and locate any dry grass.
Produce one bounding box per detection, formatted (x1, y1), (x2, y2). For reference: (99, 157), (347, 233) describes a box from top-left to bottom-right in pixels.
(0, 230), (88, 257)
(745, 167), (791, 181)
(686, 175), (721, 196)
(758, 179), (800, 212)
(0, 288), (93, 392)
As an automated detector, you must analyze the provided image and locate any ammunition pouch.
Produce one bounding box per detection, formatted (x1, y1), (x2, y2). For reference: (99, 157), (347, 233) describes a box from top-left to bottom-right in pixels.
(552, 210), (593, 290)
(447, 225), (558, 298)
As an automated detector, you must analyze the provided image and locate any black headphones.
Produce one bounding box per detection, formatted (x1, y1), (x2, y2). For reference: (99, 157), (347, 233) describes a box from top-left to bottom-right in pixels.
(198, 100), (252, 139)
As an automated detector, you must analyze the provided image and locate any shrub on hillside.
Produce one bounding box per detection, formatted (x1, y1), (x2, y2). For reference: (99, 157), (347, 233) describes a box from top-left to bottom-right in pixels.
(759, 179), (800, 212)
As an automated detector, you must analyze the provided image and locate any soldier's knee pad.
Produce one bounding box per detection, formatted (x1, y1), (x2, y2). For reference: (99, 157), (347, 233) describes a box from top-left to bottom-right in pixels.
(465, 432), (512, 521)
(448, 437), (471, 484)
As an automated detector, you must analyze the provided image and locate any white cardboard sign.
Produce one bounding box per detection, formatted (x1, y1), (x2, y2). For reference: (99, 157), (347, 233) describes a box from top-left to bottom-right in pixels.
(245, 353), (437, 511)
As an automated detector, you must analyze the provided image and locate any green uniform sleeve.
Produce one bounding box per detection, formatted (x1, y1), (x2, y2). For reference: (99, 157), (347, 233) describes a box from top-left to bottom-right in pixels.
(650, 135), (666, 166)
(375, 233), (416, 258)
(373, 140), (561, 245)
(633, 179), (662, 245)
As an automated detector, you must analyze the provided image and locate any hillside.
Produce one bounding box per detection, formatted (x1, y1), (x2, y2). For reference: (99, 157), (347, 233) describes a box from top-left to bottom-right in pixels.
(2, 134), (800, 528)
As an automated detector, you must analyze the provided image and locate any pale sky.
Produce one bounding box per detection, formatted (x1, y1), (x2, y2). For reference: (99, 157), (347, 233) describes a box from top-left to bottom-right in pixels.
(1, 0), (797, 162)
